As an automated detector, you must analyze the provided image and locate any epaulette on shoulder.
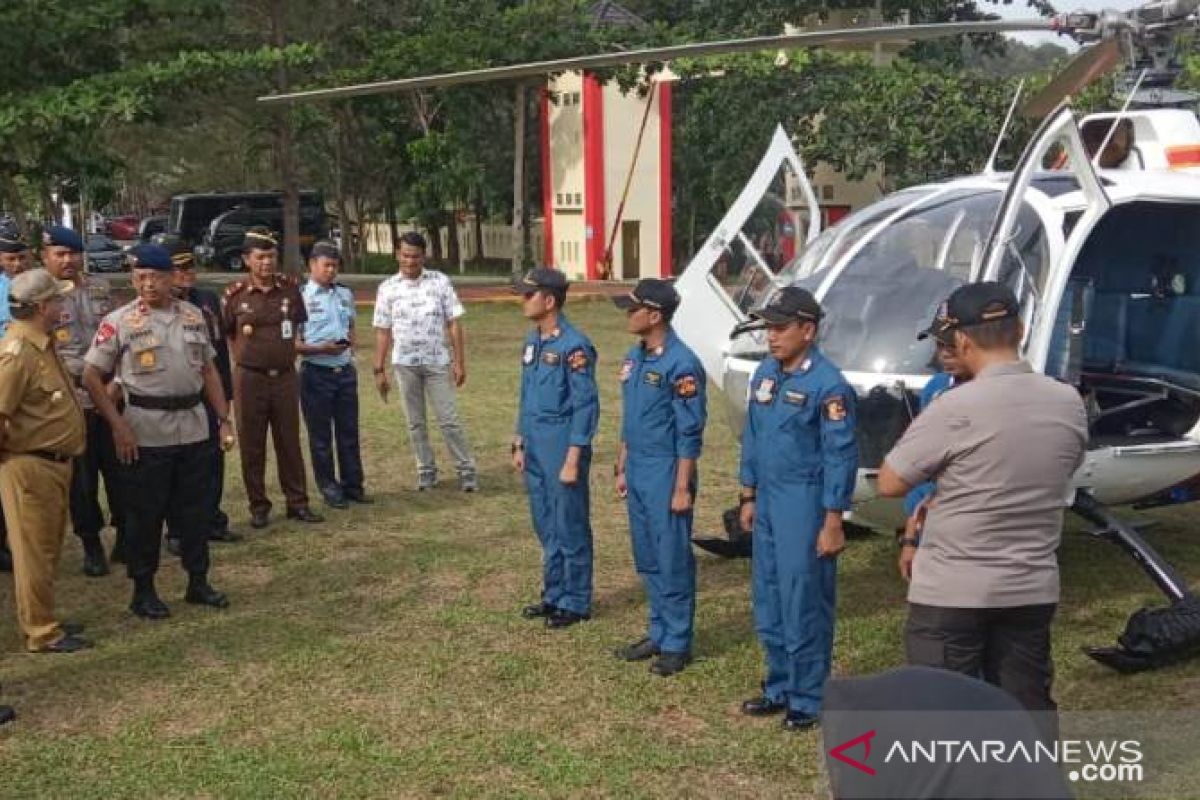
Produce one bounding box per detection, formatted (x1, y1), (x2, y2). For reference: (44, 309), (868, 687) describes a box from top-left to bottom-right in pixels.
(277, 273), (299, 288)
(1, 338), (24, 358)
(224, 280), (246, 298)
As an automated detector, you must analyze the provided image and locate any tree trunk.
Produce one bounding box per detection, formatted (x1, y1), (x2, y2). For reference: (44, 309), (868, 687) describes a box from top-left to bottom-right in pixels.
(332, 113), (355, 272)
(473, 188), (485, 267)
(383, 186), (399, 252)
(447, 208), (461, 272)
(428, 219), (444, 264)
(270, 0), (302, 273)
(511, 83), (526, 276)
(1, 173), (31, 241)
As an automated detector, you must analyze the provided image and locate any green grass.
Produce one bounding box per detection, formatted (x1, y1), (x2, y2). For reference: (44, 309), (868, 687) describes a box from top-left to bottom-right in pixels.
(1, 301), (1199, 798)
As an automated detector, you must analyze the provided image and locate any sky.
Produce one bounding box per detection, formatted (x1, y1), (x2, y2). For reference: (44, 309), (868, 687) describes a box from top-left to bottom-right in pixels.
(996, 0), (1143, 48)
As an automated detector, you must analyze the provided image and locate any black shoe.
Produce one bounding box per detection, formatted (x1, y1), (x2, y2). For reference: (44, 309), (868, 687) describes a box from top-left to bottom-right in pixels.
(459, 474), (478, 493)
(614, 637), (660, 662)
(130, 594), (171, 620)
(209, 527), (243, 543)
(286, 507), (324, 523)
(782, 710), (820, 732)
(40, 633), (92, 653)
(165, 537), (181, 557)
(344, 490), (373, 504)
(650, 651), (692, 677)
(0, 705), (14, 725)
(185, 581), (230, 609)
(545, 609), (590, 629)
(322, 489), (349, 509)
(417, 472), (437, 491)
(82, 539), (109, 577)
(250, 511), (270, 529)
(521, 602), (557, 619)
(61, 621), (85, 636)
(741, 696), (787, 716)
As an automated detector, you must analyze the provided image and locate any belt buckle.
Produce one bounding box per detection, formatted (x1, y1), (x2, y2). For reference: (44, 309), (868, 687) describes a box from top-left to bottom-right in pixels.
(268, 369), (279, 377)
(333, 366), (342, 374)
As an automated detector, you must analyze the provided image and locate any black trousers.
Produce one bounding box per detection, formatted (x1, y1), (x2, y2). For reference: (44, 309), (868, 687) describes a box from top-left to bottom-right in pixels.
(299, 363), (364, 495)
(905, 602), (1058, 713)
(118, 441), (212, 581)
(70, 410), (125, 542)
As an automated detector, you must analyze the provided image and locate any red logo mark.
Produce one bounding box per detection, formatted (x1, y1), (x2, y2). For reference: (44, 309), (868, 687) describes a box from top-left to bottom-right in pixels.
(830, 730), (877, 776)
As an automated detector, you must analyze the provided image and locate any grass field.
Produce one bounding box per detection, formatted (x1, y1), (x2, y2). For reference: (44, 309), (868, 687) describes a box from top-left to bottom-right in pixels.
(1, 300), (1199, 798)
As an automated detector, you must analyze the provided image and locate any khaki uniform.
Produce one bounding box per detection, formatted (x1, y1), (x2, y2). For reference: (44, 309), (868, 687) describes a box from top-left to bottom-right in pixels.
(0, 320), (86, 650)
(85, 300), (217, 580)
(222, 277), (310, 514)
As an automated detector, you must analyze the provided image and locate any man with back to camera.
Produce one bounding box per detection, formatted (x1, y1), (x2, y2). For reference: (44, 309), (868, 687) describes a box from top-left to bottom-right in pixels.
(511, 268), (599, 629)
(612, 278), (707, 677)
(878, 281), (1088, 715)
(737, 286), (859, 732)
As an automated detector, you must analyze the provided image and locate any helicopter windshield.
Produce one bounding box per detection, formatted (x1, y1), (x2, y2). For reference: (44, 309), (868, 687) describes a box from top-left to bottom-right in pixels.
(777, 188), (1049, 375)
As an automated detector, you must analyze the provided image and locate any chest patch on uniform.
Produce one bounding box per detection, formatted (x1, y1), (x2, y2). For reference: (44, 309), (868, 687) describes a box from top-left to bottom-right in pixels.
(139, 350), (157, 369)
(783, 390), (807, 406)
(644, 370), (662, 387)
(823, 395), (847, 422)
(618, 359), (634, 383)
(522, 344), (534, 365)
(55, 328), (70, 343)
(94, 321), (116, 346)
(567, 348), (589, 372)
(754, 378), (776, 404)
(541, 350), (560, 366)
(675, 374), (698, 398)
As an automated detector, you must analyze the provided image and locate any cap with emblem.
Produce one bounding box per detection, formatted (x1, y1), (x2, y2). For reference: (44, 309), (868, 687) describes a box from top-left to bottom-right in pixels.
(0, 233), (27, 253)
(749, 286), (824, 325)
(8, 268), (74, 308)
(126, 244), (173, 272)
(612, 278), (680, 314)
(243, 227), (279, 251)
(310, 240), (340, 261)
(511, 267), (568, 294)
(151, 233), (194, 269)
(917, 303), (952, 343)
(41, 225), (84, 252)
(924, 281), (1020, 339)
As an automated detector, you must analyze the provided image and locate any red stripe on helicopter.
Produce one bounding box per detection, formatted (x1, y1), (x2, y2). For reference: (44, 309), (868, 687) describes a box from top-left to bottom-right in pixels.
(1166, 145), (1200, 169)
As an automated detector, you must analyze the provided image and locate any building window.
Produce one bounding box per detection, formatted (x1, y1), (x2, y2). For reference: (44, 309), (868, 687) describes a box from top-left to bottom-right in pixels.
(574, 193), (582, 205)
(572, 92), (581, 106)
(822, 185), (835, 200)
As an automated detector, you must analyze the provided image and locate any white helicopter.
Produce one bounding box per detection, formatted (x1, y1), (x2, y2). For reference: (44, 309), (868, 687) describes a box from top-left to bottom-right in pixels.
(263, 1), (1200, 670)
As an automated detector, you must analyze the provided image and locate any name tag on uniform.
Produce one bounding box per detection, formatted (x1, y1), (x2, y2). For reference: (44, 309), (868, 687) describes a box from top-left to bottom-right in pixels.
(783, 390), (807, 406)
(522, 344), (534, 365)
(281, 321), (294, 340)
(542, 351), (560, 366)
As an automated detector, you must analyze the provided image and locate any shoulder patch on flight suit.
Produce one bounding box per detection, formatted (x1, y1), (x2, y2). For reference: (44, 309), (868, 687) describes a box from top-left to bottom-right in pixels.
(618, 358), (634, 383)
(542, 350), (560, 366)
(674, 374), (698, 398)
(567, 347), (589, 372)
(823, 395), (847, 422)
(522, 343), (534, 365)
(754, 377), (775, 404)
(94, 321), (117, 346)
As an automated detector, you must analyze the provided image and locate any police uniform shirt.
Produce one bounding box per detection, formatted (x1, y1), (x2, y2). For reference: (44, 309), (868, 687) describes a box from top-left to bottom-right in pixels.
(0, 321), (86, 457)
(619, 329), (706, 460)
(84, 300), (214, 448)
(222, 278), (307, 371)
(516, 318), (599, 447)
(56, 274), (113, 408)
(0, 272), (11, 337)
(300, 279), (354, 368)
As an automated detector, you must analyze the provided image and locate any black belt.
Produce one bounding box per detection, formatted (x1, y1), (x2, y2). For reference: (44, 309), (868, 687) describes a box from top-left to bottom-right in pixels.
(127, 392), (203, 411)
(238, 364), (292, 378)
(27, 450), (72, 463)
(303, 362), (354, 373)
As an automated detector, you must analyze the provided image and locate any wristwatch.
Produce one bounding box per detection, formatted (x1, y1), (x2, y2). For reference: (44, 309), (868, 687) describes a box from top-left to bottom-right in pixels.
(897, 536), (920, 549)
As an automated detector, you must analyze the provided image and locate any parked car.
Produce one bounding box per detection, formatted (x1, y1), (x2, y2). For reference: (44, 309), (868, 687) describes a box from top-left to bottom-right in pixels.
(172, 190), (327, 264)
(137, 215), (168, 243)
(108, 215), (140, 240)
(196, 200), (326, 270)
(85, 234), (126, 273)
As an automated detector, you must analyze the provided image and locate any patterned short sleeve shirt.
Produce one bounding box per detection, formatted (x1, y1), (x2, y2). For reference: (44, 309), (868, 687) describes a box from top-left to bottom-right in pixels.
(372, 270), (465, 367)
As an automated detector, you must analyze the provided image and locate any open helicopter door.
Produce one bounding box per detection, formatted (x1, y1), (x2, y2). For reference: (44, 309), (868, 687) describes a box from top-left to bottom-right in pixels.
(673, 124), (822, 393)
(980, 104), (1111, 371)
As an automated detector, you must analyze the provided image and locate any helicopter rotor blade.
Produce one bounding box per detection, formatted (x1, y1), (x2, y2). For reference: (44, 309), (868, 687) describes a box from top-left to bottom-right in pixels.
(259, 19), (1053, 104)
(1021, 37), (1124, 118)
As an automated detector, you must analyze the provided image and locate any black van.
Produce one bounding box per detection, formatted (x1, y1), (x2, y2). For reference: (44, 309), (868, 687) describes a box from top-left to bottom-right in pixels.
(167, 191), (327, 266)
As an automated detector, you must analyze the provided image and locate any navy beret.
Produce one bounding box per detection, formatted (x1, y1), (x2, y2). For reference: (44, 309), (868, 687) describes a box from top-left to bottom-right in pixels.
(127, 244), (173, 272)
(42, 225), (84, 252)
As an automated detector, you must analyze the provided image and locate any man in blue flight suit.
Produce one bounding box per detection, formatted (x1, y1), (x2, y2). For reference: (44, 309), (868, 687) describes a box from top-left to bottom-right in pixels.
(612, 279), (707, 676)
(511, 268), (599, 629)
(737, 287), (859, 731)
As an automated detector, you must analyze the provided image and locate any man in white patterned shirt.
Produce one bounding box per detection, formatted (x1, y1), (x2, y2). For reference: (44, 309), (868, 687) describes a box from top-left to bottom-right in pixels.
(372, 232), (478, 491)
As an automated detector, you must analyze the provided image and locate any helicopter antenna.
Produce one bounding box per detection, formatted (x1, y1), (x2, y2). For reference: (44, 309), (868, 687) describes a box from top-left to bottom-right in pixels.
(983, 79), (1026, 176)
(1091, 67), (1149, 168)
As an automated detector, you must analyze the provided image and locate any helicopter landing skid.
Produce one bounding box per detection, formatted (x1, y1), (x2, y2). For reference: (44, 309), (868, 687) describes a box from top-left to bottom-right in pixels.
(691, 505), (876, 559)
(1072, 491), (1200, 673)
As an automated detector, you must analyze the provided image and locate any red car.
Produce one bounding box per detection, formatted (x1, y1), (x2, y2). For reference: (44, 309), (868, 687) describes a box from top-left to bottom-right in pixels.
(108, 215), (140, 240)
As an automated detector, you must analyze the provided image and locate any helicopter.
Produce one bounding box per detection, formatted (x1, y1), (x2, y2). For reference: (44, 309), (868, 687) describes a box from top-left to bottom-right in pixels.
(261, 1), (1200, 671)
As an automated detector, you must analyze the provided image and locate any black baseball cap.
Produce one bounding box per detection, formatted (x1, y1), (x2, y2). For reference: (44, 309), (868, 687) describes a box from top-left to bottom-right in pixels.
(921, 281), (1019, 340)
(310, 240), (341, 261)
(749, 286), (824, 325)
(512, 267), (568, 294)
(612, 278), (679, 314)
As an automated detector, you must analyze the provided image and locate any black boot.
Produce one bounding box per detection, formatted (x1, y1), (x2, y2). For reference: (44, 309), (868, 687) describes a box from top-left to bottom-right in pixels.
(129, 577), (170, 620)
(185, 575), (229, 609)
(82, 537), (110, 577)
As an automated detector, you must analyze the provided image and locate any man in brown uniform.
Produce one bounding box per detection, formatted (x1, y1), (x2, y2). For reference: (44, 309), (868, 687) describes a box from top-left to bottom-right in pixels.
(222, 228), (322, 528)
(0, 269), (90, 653)
(41, 225), (123, 576)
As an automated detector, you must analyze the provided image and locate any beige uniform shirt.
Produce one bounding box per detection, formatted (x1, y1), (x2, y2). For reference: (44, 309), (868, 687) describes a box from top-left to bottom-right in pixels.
(84, 299), (214, 448)
(56, 274), (114, 409)
(0, 320), (86, 457)
(885, 361), (1088, 608)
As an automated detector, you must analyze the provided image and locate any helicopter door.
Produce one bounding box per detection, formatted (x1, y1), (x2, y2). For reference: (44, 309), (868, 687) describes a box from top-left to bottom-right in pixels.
(980, 104), (1111, 370)
(673, 124), (822, 388)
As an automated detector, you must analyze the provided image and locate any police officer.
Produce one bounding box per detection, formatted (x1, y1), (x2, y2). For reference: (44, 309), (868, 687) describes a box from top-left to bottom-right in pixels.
(41, 224), (123, 576)
(737, 287), (859, 731)
(0, 269), (90, 652)
(222, 228), (322, 528)
(83, 245), (235, 619)
(612, 279), (707, 676)
(511, 268), (599, 629)
(297, 240), (367, 508)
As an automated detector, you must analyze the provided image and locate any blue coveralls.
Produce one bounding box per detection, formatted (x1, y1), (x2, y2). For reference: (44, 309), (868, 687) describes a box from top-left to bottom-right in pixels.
(517, 316), (599, 616)
(739, 347), (859, 715)
(619, 329), (707, 654)
(902, 371), (955, 517)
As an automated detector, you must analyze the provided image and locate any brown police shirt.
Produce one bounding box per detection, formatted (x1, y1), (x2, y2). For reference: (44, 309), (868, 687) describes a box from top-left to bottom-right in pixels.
(222, 277), (307, 371)
(0, 320), (86, 458)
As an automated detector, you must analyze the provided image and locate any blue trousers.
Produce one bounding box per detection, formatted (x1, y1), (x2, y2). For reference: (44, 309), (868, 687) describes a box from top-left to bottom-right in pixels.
(626, 456), (696, 653)
(752, 484), (837, 715)
(299, 363), (364, 496)
(523, 424), (592, 616)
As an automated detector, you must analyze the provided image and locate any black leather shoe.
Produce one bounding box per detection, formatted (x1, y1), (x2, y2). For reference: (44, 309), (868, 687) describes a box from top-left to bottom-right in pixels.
(165, 537), (181, 557)
(130, 594), (171, 620)
(0, 704), (14, 725)
(209, 527), (243, 543)
(521, 602), (556, 619)
(322, 490), (349, 509)
(286, 507), (324, 523)
(82, 540), (109, 577)
(185, 582), (230, 609)
(741, 696), (787, 716)
(545, 609), (590, 629)
(40, 633), (92, 653)
(61, 621), (85, 636)
(650, 651), (692, 677)
(614, 637), (660, 662)
(344, 490), (373, 504)
(782, 710), (820, 732)
(250, 511), (270, 529)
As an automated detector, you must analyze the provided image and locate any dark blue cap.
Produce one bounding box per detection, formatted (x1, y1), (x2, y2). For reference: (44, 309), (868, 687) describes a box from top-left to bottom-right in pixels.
(41, 225), (84, 252)
(612, 278), (680, 314)
(512, 267), (568, 294)
(127, 244), (173, 271)
(750, 286), (824, 324)
(0, 233), (27, 253)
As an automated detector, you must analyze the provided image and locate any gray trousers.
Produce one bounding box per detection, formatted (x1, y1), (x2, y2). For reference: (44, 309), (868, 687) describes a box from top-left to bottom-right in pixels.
(394, 364), (476, 477)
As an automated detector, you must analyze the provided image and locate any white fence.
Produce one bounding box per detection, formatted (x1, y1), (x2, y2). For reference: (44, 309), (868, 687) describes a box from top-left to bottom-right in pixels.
(362, 220), (545, 264)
